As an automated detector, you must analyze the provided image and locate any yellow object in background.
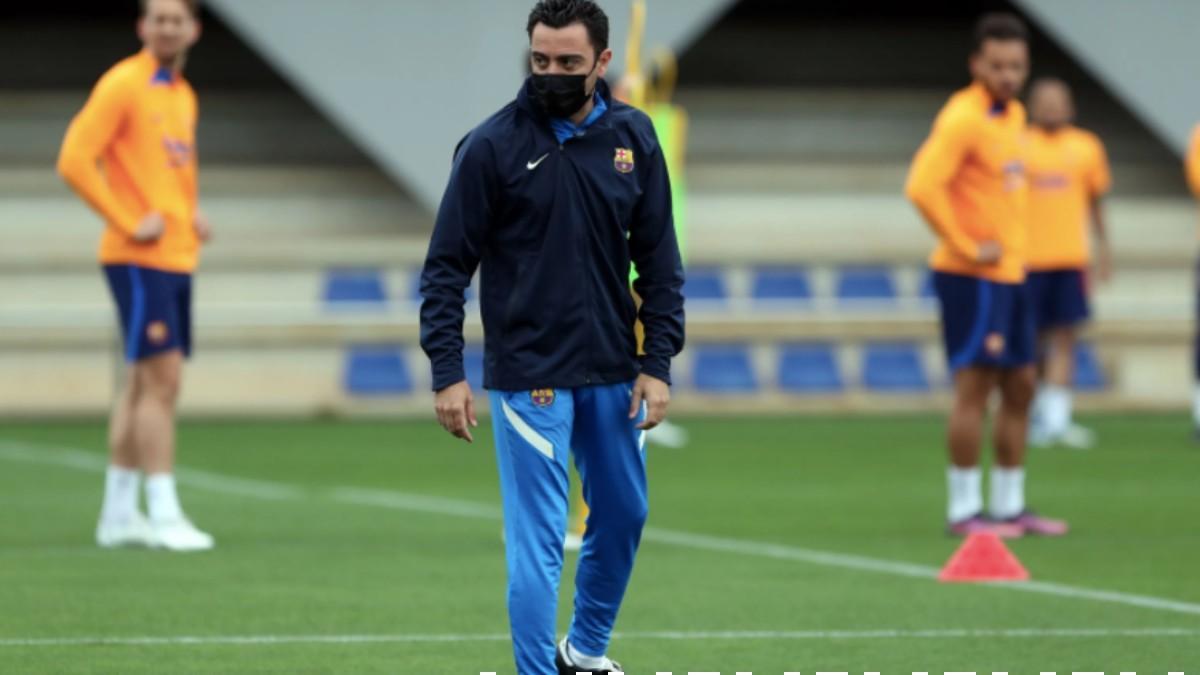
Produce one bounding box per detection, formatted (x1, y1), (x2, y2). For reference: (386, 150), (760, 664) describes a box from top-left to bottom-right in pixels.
(1187, 123), (1200, 198)
(571, 1), (693, 541)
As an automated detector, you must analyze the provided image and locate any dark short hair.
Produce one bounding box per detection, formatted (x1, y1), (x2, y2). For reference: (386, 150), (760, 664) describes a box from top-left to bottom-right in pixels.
(141, 0), (200, 18)
(972, 12), (1029, 53)
(526, 0), (609, 56)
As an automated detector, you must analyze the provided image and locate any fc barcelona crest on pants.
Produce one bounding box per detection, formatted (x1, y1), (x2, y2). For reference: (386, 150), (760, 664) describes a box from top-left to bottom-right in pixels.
(531, 389), (556, 407)
(614, 148), (635, 173)
(147, 320), (169, 345)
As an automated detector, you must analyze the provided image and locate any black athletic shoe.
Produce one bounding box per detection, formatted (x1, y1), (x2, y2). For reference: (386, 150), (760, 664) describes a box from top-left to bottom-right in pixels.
(555, 639), (623, 674)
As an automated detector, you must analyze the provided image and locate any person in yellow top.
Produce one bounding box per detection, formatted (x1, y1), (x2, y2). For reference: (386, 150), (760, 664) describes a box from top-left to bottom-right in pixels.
(1189, 124), (1200, 434)
(1188, 124), (1200, 198)
(57, 0), (213, 552)
(1022, 78), (1112, 449)
(906, 13), (1066, 538)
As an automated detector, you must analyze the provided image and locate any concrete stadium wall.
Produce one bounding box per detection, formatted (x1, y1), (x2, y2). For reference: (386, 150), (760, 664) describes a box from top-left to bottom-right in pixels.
(1015, 0), (1200, 155)
(204, 0), (736, 213)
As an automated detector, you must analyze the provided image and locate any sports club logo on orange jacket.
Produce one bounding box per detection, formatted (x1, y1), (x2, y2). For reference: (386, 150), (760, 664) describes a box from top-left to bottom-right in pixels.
(163, 137), (193, 169)
(1002, 160), (1025, 193)
(614, 148), (634, 174)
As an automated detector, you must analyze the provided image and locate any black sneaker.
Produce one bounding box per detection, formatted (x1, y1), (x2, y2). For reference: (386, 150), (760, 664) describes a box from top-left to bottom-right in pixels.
(555, 639), (623, 674)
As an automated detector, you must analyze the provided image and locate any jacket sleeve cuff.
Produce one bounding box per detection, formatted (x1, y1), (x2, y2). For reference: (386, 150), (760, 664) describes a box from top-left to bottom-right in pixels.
(638, 355), (673, 386)
(431, 361), (466, 392)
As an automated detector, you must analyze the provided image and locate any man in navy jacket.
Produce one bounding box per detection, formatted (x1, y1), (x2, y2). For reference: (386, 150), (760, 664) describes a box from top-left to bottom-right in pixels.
(418, 1), (684, 673)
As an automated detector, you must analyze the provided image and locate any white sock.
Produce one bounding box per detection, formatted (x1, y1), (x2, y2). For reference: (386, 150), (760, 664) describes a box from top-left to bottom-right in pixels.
(946, 466), (982, 523)
(1192, 384), (1200, 427)
(146, 474), (184, 522)
(566, 639), (611, 670)
(1030, 387), (1047, 427)
(100, 466), (141, 523)
(1042, 385), (1072, 435)
(989, 466), (1026, 520)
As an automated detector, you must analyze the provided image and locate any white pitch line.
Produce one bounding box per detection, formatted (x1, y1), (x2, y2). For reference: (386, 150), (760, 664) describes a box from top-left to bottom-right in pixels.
(329, 486), (502, 520)
(1006, 580), (1200, 617)
(642, 528), (939, 580)
(640, 529), (1200, 616)
(0, 443), (304, 501)
(0, 442), (108, 473)
(5, 441), (1200, 618)
(2, 627), (1198, 648)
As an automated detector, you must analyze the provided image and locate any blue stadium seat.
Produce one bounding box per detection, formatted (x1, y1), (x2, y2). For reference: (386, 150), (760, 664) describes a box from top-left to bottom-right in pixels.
(1074, 344), (1106, 391)
(343, 346), (413, 396)
(861, 343), (930, 392)
(323, 268), (387, 307)
(692, 344), (758, 393)
(778, 343), (843, 393)
(752, 266), (813, 303)
(683, 267), (728, 304)
(836, 266), (897, 305)
(464, 346), (486, 391)
(919, 270), (938, 302)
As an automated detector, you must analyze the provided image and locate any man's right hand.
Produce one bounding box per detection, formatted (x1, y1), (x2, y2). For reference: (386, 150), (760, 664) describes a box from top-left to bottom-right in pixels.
(133, 212), (166, 243)
(434, 380), (478, 443)
(976, 241), (1002, 265)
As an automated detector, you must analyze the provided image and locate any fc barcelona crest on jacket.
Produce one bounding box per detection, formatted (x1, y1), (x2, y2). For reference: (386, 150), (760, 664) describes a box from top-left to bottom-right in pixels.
(614, 148), (635, 173)
(531, 389), (556, 407)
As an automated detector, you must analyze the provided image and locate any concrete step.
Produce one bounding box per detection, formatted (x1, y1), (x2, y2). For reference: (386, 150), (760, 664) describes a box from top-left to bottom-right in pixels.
(686, 159), (1187, 197)
(685, 193), (1197, 265)
(0, 335), (1188, 418)
(0, 91), (367, 165)
(0, 164), (432, 271)
(6, 189), (1192, 271)
(0, 307), (1188, 351)
(0, 258), (1190, 318)
(0, 165), (409, 198)
(676, 87), (1181, 169)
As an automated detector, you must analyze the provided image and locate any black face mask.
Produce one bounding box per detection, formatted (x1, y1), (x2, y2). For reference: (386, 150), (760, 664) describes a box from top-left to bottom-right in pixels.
(531, 72), (594, 118)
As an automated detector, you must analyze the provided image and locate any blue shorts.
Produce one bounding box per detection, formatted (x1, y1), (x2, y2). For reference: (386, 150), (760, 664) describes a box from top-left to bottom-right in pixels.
(103, 265), (192, 362)
(1025, 269), (1090, 332)
(933, 271), (1036, 371)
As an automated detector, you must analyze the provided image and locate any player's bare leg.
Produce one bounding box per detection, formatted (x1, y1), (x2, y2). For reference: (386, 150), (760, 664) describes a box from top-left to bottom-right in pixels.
(946, 367), (1019, 536)
(109, 375), (139, 469)
(96, 374), (154, 548)
(132, 349), (213, 551)
(993, 365), (1034, 470)
(1037, 325), (1094, 448)
(132, 350), (182, 475)
(948, 367), (995, 470)
(993, 365), (1068, 535)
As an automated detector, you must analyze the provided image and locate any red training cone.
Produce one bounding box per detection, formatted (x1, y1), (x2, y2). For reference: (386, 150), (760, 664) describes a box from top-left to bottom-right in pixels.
(938, 532), (1030, 583)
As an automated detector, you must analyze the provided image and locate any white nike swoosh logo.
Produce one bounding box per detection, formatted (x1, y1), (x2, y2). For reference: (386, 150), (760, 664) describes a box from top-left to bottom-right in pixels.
(526, 153), (550, 170)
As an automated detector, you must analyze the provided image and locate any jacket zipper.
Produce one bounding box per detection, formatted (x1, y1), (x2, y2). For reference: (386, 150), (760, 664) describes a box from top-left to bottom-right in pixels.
(558, 135), (595, 385)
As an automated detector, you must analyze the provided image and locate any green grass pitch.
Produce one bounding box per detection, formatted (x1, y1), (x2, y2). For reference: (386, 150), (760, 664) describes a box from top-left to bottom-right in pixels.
(0, 414), (1197, 674)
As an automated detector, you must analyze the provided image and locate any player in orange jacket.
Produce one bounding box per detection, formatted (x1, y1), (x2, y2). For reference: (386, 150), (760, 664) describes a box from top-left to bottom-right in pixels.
(1023, 78), (1113, 449)
(906, 13), (1067, 538)
(1189, 124), (1200, 435)
(58, 0), (213, 552)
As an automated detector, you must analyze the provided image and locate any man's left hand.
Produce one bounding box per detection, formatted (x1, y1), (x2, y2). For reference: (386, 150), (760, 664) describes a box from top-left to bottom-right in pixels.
(629, 373), (670, 431)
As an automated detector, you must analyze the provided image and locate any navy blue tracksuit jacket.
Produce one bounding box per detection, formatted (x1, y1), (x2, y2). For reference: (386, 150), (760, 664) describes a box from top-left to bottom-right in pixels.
(419, 78), (685, 392)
